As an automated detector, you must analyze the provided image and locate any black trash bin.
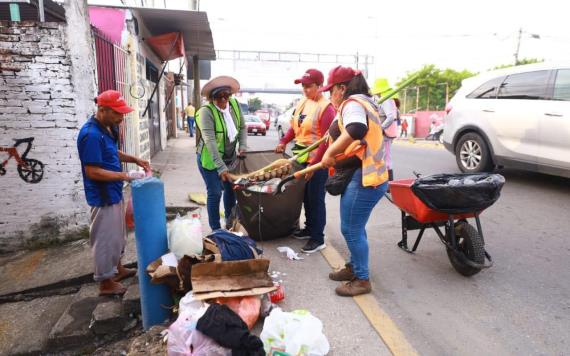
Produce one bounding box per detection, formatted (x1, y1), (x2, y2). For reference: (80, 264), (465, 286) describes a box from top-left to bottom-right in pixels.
(233, 151), (305, 241)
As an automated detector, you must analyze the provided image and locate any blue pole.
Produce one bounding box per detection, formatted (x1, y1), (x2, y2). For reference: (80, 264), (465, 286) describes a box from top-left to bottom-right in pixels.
(131, 177), (172, 329)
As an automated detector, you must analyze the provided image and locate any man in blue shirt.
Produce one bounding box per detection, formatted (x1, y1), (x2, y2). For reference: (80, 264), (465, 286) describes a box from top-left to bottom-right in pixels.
(77, 90), (150, 296)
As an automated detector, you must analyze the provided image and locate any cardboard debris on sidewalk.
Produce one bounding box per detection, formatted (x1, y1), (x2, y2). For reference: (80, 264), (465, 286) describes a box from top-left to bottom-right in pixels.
(191, 259), (276, 300)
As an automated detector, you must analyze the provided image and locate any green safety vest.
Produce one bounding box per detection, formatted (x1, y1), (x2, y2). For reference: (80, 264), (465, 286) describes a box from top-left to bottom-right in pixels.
(195, 97), (242, 170)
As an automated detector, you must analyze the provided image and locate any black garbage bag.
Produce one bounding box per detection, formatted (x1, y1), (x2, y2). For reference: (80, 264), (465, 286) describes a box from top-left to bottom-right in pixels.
(233, 151), (306, 241)
(411, 173), (505, 214)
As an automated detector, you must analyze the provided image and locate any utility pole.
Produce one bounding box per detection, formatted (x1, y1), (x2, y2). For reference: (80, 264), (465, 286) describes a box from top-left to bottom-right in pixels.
(415, 86), (420, 113)
(514, 27), (523, 65)
(403, 88), (407, 114)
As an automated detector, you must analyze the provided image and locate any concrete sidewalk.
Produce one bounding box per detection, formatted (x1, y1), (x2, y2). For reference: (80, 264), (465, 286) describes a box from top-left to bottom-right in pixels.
(153, 133), (391, 355)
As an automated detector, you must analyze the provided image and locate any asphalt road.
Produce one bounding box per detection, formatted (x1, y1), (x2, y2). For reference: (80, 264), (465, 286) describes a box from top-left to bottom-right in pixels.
(247, 128), (570, 356)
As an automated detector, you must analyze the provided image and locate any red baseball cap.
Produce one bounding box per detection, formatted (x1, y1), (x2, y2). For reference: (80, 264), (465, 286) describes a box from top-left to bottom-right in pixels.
(96, 90), (134, 114)
(294, 69), (324, 86)
(319, 66), (361, 92)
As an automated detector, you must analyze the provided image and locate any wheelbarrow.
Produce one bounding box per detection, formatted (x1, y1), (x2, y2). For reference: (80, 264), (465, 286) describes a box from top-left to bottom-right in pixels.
(387, 172), (505, 276)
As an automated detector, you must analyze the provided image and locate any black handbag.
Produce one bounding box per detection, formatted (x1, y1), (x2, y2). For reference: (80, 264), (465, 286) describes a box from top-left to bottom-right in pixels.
(325, 166), (358, 196)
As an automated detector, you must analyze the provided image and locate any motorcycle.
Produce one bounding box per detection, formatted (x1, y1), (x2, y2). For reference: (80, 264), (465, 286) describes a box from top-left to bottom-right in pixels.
(426, 123), (444, 143)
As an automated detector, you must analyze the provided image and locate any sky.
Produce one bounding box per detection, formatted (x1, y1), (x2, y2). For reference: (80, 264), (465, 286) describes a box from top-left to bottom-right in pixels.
(89, 0), (570, 107)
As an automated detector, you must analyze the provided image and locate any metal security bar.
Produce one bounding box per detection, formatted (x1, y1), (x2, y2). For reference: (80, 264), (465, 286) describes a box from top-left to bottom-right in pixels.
(92, 27), (137, 170)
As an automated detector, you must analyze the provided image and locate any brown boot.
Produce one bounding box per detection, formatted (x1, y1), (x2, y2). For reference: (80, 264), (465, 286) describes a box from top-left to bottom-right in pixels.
(99, 279), (127, 296)
(329, 263), (355, 281)
(335, 278), (372, 297)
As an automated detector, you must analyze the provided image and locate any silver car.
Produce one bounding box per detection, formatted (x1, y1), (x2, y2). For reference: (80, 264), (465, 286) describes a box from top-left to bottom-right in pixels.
(276, 107), (294, 139)
(442, 62), (570, 178)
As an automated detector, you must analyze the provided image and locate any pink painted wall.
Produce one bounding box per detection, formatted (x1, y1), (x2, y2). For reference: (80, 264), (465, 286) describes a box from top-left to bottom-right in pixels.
(88, 6), (126, 44)
(413, 111), (445, 138)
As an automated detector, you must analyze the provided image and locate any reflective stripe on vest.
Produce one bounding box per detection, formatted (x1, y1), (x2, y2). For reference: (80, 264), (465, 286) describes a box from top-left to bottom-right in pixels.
(338, 96), (388, 187)
(291, 96), (331, 163)
(195, 97), (241, 170)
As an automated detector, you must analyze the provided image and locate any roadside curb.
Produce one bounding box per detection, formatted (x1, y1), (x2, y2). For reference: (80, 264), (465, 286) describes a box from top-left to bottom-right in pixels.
(392, 139), (444, 150)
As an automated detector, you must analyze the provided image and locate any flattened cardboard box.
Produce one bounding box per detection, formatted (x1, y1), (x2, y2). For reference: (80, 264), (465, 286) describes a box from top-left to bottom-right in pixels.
(192, 286), (277, 301)
(191, 259), (274, 294)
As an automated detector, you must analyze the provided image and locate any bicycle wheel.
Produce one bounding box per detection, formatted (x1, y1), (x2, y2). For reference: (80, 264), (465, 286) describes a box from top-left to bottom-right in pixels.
(17, 158), (44, 183)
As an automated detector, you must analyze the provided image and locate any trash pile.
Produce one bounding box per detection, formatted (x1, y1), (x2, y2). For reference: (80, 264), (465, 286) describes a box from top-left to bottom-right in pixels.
(146, 212), (330, 356)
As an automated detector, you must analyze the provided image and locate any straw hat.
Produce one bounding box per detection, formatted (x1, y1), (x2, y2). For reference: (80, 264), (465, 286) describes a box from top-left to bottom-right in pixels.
(201, 75), (240, 98)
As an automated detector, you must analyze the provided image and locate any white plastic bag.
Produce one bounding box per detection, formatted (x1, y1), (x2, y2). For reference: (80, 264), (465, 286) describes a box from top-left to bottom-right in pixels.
(179, 292), (204, 315)
(260, 308), (330, 356)
(168, 212), (203, 259)
(166, 300), (209, 356)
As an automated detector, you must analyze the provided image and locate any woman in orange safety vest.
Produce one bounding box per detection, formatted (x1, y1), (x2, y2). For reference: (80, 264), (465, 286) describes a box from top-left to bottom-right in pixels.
(275, 69), (336, 254)
(320, 66), (389, 297)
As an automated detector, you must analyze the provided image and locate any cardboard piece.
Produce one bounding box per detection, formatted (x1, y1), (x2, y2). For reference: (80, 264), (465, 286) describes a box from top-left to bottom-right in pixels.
(191, 259), (274, 294)
(192, 286), (277, 301)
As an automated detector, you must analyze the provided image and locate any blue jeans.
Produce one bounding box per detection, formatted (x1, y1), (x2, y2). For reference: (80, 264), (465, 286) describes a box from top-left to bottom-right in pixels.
(340, 169), (388, 280)
(187, 116), (195, 137)
(196, 154), (236, 231)
(302, 167), (328, 244)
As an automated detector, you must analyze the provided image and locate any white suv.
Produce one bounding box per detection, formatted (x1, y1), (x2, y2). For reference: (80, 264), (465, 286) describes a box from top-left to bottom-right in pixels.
(442, 62), (570, 178)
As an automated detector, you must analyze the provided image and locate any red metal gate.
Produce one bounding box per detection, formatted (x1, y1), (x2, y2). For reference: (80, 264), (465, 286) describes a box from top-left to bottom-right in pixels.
(92, 27), (137, 166)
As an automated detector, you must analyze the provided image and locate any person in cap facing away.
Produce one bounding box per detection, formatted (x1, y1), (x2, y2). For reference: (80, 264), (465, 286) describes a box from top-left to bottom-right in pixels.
(370, 78), (400, 183)
(195, 76), (247, 231)
(77, 90), (150, 296)
(275, 69), (336, 254)
(320, 66), (389, 297)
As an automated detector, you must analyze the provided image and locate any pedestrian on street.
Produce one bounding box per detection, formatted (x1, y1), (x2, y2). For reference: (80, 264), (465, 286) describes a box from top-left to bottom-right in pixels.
(195, 76), (247, 231)
(185, 102), (196, 137)
(77, 90), (149, 296)
(320, 66), (389, 297)
(274, 69), (336, 254)
(400, 118), (409, 138)
(370, 78), (400, 182)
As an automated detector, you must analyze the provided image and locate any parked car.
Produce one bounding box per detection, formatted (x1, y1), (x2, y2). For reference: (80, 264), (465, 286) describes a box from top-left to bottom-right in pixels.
(442, 62), (570, 178)
(244, 115), (267, 136)
(255, 110), (271, 129)
(276, 107), (294, 139)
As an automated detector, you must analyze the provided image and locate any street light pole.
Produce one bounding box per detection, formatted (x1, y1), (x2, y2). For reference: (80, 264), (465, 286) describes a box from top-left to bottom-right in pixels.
(514, 28), (540, 65)
(514, 28), (522, 65)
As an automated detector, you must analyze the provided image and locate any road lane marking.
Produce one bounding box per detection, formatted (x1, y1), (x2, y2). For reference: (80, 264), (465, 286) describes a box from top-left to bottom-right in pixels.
(320, 245), (419, 356)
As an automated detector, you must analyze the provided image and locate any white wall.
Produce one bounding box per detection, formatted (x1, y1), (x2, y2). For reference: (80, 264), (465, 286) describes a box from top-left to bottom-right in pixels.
(0, 1), (96, 253)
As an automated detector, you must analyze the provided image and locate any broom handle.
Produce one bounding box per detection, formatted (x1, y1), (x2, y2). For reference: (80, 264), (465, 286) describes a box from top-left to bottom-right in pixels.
(378, 72), (421, 103)
(288, 134), (329, 162)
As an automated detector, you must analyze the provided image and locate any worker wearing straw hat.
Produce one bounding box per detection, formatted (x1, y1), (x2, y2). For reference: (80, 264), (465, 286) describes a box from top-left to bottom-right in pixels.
(195, 76), (248, 231)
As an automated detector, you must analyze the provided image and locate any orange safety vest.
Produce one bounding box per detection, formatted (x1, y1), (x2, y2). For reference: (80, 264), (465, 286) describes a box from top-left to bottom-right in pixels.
(337, 96), (389, 187)
(291, 96), (331, 163)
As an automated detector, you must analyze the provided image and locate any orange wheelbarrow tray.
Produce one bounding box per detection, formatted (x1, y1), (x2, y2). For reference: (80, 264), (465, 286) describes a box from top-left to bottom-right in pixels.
(387, 174), (504, 277)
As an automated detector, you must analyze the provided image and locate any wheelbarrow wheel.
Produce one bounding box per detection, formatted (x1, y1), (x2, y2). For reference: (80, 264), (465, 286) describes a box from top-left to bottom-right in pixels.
(446, 222), (485, 276)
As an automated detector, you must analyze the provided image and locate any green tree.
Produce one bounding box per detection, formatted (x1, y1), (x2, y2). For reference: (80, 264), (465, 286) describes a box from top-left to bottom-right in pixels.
(396, 65), (475, 112)
(248, 97), (262, 112)
(492, 57), (544, 70)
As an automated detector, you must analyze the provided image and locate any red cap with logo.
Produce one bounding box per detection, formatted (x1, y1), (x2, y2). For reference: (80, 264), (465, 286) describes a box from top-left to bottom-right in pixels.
(319, 66), (361, 92)
(96, 90), (134, 114)
(294, 69), (324, 86)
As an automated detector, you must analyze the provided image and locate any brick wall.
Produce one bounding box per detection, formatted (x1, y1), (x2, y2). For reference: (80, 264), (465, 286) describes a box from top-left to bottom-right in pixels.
(0, 21), (93, 253)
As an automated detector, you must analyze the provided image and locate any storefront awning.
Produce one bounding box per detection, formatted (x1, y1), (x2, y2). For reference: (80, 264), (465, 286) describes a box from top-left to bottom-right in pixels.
(89, 5), (216, 60)
(146, 32), (185, 62)
(129, 6), (216, 61)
